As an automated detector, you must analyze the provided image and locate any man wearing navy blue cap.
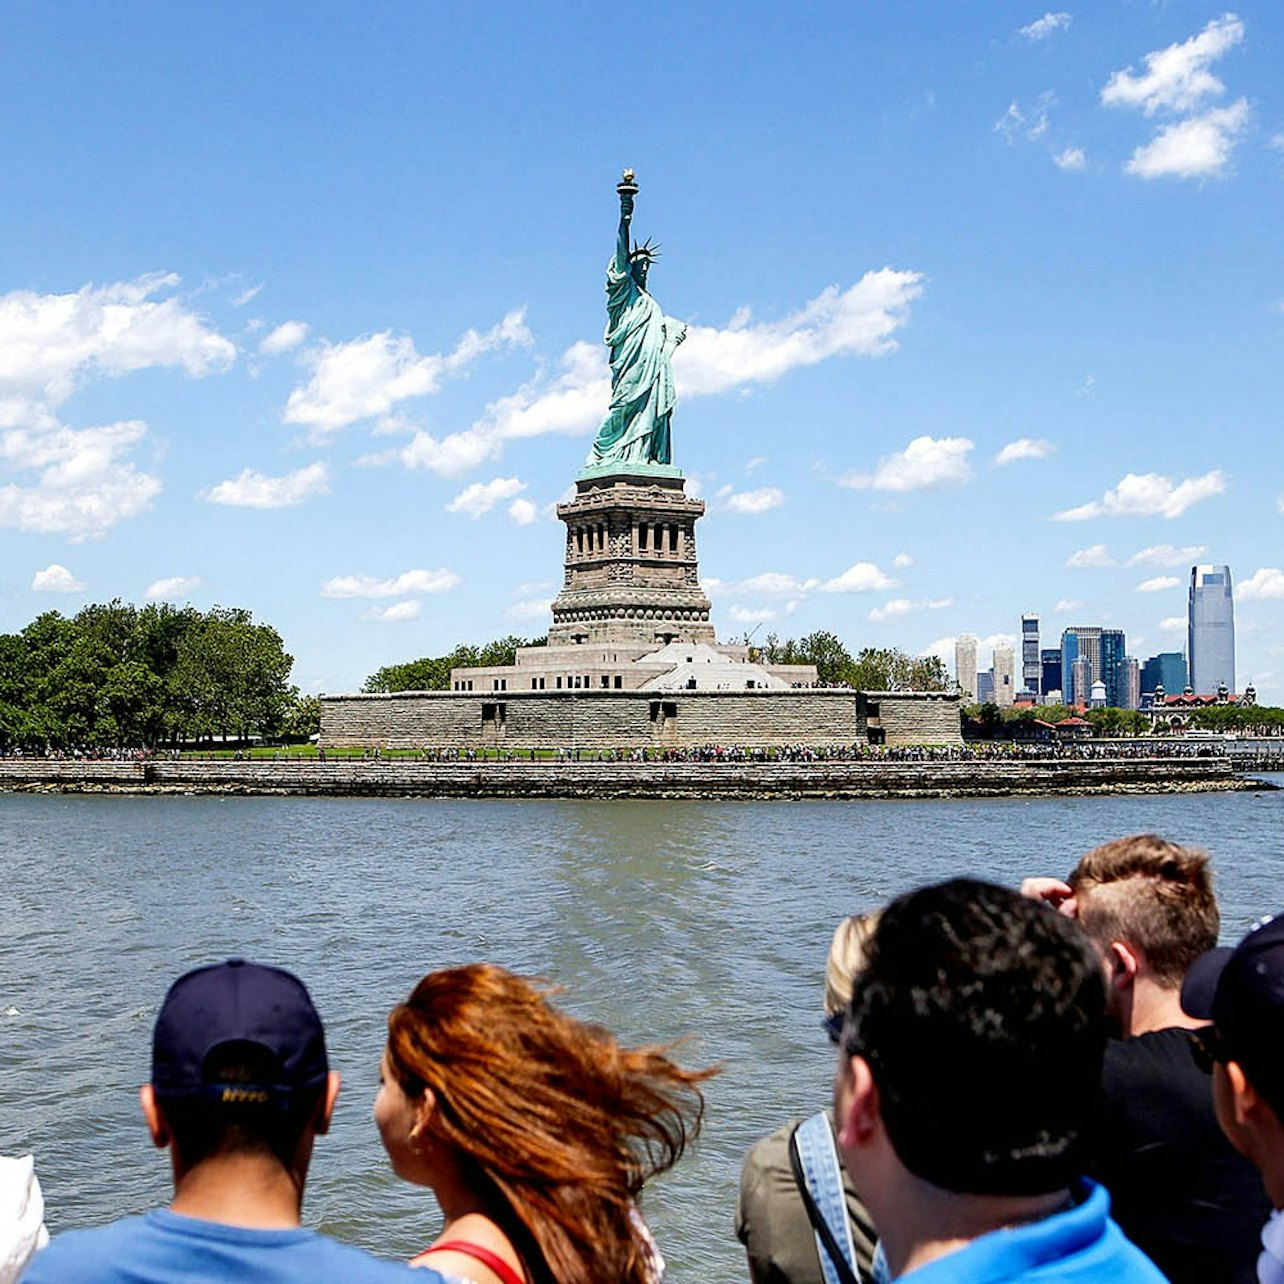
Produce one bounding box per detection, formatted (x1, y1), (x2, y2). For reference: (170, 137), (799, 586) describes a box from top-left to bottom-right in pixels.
(24, 959), (440, 1283)
(1182, 914), (1284, 1284)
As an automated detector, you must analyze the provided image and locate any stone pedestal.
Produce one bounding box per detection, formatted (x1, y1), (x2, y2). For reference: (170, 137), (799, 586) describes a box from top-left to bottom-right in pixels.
(548, 469), (716, 646)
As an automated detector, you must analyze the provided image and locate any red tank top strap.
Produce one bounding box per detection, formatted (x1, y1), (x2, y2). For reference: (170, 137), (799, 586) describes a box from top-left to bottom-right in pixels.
(421, 1240), (527, 1284)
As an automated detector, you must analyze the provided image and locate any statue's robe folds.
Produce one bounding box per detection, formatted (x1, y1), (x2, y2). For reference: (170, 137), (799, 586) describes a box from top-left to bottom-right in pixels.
(587, 259), (686, 467)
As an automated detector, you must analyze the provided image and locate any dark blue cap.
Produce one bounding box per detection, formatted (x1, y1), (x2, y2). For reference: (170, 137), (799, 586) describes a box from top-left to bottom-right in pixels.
(1182, 913), (1284, 1090)
(151, 959), (329, 1107)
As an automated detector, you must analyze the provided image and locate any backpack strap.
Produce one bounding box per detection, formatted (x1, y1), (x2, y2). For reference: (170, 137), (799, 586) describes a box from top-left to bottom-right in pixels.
(788, 1112), (863, 1284)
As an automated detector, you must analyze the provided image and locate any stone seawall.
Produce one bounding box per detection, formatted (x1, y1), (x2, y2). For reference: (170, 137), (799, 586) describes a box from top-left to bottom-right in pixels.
(0, 757), (1266, 799)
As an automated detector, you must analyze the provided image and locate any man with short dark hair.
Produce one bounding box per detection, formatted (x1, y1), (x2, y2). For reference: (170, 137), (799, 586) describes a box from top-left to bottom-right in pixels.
(1182, 912), (1284, 1283)
(1024, 834), (1269, 1280)
(24, 959), (439, 1283)
(833, 878), (1162, 1281)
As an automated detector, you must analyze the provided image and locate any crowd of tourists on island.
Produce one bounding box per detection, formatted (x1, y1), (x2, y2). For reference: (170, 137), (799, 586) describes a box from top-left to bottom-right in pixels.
(6, 834), (1284, 1282)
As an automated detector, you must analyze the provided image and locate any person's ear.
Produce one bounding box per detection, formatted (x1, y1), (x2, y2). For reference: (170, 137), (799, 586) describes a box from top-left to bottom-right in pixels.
(835, 1056), (880, 1151)
(1225, 1061), (1262, 1127)
(313, 1071), (341, 1137)
(409, 1087), (438, 1148)
(1107, 941), (1139, 990)
(140, 1085), (169, 1149)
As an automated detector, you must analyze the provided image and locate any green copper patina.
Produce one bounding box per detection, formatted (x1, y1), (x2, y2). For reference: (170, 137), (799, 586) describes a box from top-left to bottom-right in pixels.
(583, 171), (687, 476)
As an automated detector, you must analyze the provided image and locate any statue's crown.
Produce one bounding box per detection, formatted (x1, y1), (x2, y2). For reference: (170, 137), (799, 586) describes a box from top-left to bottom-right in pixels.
(629, 237), (661, 263)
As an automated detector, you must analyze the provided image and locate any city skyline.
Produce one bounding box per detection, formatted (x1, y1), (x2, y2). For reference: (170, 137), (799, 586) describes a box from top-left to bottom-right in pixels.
(1, 5), (1282, 701)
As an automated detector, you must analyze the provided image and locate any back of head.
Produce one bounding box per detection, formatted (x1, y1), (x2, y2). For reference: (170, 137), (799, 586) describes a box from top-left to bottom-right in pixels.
(844, 879), (1107, 1196)
(824, 912), (881, 1021)
(386, 963), (711, 1284)
(151, 959), (329, 1169)
(1069, 834), (1218, 985)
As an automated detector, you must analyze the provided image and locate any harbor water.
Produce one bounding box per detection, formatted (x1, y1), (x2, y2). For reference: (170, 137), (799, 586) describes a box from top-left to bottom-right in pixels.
(3, 780), (1283, 1280)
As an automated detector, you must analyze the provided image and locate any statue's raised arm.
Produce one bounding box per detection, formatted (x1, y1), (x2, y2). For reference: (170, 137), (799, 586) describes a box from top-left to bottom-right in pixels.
(614, 172), (636, 275)
(584, 171), (686, 473)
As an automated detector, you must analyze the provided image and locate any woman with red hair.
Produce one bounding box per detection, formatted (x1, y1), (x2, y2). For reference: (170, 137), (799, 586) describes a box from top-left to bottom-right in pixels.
(374, 963), (713, 1284)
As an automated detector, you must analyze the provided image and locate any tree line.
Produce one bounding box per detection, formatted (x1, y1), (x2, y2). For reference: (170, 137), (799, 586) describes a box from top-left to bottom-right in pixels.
(753, 631), (951, 691)
(0, 602), (317, 752)
(967, 701), (1284, 738)
(363, 636), (545, 692)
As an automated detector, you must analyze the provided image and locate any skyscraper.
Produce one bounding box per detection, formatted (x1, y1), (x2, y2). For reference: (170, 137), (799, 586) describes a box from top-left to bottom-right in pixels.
(1188, 565), (1235, 694)
(1061, 626), (1127, 707)
(955, 634), (978, 702)
(1022, 614), (1040, 697)
(1141, 652), (1187, 695)
(1120, 657), (1141, 711)
(1041, 648), (1062, 701)
(993, 643), (1016, 708)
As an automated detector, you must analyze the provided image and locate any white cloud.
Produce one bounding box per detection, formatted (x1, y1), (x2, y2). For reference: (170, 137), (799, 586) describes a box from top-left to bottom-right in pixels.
(364, 600), (422, 622)
(144, 576), (202, 601)
(205, 461), (329, 509)
(995, 437), (1055, 465)
(711, 572), (822, 599)
(1102, 15), (1244, 116)
(1053, 470), (1226, 521)
(0, 417), (162, 540)
(1239, 568), (1284, 601)
(1159, 615), (1187, 633)
(1136, 575), (1181, 593)
(232, 284), (263, 308)
(1019, 12), (1071, 41)
(283, 309), (532, 438)
(381, 272), (925, 478)
(0, 274), (237, 540)
(31, 563), (85, 593)
(1054, 598), (1082, 612)
(725, 486), (785, 515)
(868, 596), (954, 623)
(445, 476), (526, 519)
(1125, 100), (1250, 179)
(922, 636), (957, 665)
(1054, 146), (1087, 171)
(674, 268), (924, 395)
(321, 568), (460, 599)
(1127, 543), (1207, 568)
(505, 598), (553, 621)
(728, 604), (779, 624)
(508, 497), (540, 525)
(841, 435), (973, 492)
(995, 93), (1056, 145)
(892, 552), (915, 568)
(745, 455), (767, 472)
(1067, 544), (1116, 569)
(259, 321), (309, 356)
(0, 273), (235, 403)
(820, 562), (898, 594)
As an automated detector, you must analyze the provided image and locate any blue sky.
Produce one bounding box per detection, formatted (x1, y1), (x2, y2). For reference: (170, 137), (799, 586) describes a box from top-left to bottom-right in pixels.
(2, 2), (1281, 700)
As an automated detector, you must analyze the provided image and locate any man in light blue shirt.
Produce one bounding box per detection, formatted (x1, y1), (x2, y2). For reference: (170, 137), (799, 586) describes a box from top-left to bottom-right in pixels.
(833, 879), (1164, 1282)
(24, 959), (440, 1283)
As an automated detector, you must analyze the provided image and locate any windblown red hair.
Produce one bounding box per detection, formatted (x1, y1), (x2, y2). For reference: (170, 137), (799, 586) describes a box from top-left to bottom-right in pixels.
(386, 963), (714, 1284)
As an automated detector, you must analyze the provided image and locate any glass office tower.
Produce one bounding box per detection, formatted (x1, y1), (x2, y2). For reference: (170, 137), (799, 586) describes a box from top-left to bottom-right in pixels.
(1188, 565), (1235, 694)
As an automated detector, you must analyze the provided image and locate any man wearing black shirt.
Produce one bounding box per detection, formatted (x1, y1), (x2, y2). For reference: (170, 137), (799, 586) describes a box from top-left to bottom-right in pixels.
(1023, 834), (1270, 1282)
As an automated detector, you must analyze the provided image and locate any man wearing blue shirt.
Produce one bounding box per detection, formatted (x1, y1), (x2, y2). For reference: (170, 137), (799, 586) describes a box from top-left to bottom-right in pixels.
(833, 879), (1164, 1282)
(24, 959), (439, 1283)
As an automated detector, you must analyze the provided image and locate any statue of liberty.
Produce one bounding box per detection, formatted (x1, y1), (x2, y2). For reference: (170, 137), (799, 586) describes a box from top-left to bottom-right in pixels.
(585, 171), (687, 470)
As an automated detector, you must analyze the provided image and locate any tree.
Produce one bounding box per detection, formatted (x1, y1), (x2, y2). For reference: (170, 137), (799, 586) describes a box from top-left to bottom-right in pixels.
(363, 637), (545, 693)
